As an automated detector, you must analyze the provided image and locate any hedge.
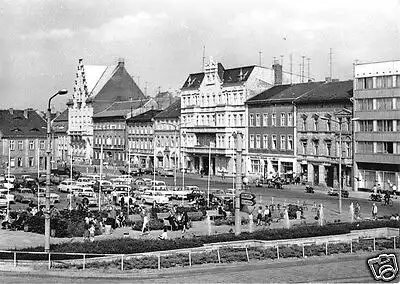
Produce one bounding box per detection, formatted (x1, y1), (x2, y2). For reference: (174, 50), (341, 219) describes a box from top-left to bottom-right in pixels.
(19, 220), (399, 255)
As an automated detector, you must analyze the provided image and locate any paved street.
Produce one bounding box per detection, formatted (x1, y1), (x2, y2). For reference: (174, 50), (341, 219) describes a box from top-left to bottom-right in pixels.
(1, 251), (399, 283)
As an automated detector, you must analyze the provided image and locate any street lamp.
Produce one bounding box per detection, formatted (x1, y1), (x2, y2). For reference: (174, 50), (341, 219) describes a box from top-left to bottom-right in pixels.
(45, 89), (68, 252)
(318, 114), (348, 215)
(232, 131), (243, 236)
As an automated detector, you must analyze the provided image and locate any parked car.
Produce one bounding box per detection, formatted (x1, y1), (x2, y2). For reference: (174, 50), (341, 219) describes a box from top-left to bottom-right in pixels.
(0, 195), (8, 207)
(159, 168), (174, 177)
(58, 180), (77, 192)
(94, 180), (113, 193)
(5, 175), (16, 183)
(14, 191), (35, 203)
(0, 188), (15, 203)
(2, 181), (14, 190)
(140, 191), (169, 205)
(37, 192), (60, 205)
(186, 188), (204, 202)
(75, 187), (96, 198)
(327, 188), (349, 198)
(170, 186), (192, 200)
(77, 177), (95, 187)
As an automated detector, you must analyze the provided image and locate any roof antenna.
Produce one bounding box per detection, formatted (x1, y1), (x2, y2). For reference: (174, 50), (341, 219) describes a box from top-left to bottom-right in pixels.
(202, 45), (206, 70)
(259, 51), (262, 66)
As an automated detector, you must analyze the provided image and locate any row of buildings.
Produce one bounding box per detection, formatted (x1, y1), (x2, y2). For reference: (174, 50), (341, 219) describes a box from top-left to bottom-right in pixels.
(0, 57), (399, 192)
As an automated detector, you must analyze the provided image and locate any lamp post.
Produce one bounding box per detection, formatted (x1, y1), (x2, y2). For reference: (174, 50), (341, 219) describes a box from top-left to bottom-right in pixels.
(45, 89), (68, 252)
(319, 115), (345, 214)
(232, 131), (243, 236)
(182, 131), (186, 190)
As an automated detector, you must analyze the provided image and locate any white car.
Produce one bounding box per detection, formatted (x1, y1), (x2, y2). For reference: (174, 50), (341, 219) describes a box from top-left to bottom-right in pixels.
(0, 195), (8, 207)
(75, 187), (96, 198)
(171, 187), (192, 200)
(113, 184), (131, 192)
(77, 177), (95, 187)
(58, 180), (77, 192)
(2, 182), (14, 190)
(140, 191), (169, 205)
(5, 175), (16, 183)
(0, 189), (14, 204)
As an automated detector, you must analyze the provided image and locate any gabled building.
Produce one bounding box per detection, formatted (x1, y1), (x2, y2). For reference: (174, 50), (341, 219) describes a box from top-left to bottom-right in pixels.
(180, 57), (303, 177)
(0, 108), (47, 174)
(126, 109), (162, 169)
(154, 91), (179, 110)
(92, 98), (158, 166)
(67, 58), (145, 164)
(294, 80), (353, 188)
(153, 99), (181, 169)
(52, 109), (69, 162)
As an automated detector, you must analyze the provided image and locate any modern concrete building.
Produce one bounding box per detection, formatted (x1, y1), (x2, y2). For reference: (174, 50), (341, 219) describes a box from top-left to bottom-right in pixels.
(153, 99), (181, 169)
(0, 108), (47, 174)
(67, 58), (145, 164)
(354, 60), (400, 192)
(180, 57), (303, 176)
(294, 81), (353, 188)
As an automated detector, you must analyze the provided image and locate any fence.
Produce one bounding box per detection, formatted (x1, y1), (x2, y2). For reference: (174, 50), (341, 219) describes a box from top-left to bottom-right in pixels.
(1, 235), (398, 271)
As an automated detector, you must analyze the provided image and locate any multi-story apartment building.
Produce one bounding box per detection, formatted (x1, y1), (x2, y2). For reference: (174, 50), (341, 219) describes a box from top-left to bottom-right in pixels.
(0, 109), (47, 174)
(52, 109), (69, 162)
(126, 109), (161, 169)
(180, 57), (302, 176)
(92, 99), (158, 166)
(354, 60), (400, 192)
(153, 99), (181, 169)
(246, 82), (321, 180)
(67, 58), (144, 164)
(294, 81), (353, 188)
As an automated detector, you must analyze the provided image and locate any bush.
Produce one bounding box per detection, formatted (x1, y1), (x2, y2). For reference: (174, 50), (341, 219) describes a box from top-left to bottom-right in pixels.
(21, 220), (399, 255)
(131, 218), (164, 231)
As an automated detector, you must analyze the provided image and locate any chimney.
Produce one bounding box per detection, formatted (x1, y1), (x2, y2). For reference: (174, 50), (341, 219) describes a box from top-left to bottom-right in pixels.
(272, 61), (283, 85)
(8, 108), (13, 115)
(117, 58), (125, 67)
(23, 109), (29, 119)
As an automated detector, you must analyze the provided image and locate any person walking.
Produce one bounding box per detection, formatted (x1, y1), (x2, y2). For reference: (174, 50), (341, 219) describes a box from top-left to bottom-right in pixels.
(181, 211), (189, 234)
(256, 206), (263, 226)
(372, 203), (378, 220)
(112, 190), (117, 205)
(88, 224), (96, 242)
(263, 205), (271, 226)
(141, 210), (150, 235)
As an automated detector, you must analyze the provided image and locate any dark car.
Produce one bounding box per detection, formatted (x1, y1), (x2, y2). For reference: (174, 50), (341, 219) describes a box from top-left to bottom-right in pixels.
(327, 188), (349, 198)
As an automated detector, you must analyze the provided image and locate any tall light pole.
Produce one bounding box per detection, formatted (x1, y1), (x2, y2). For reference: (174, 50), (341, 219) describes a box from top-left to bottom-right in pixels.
(232, 131), (243, 236)
(45, 89), (68, 252)
(181, 132), (186, 190)
(319, 115), (346, 214)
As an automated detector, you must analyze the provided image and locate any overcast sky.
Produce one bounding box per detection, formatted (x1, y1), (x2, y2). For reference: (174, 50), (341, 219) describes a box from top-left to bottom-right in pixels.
(1, 0), (399, 111)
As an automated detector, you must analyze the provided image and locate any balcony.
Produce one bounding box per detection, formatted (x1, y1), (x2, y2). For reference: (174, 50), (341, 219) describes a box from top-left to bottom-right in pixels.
(184, 145), (235, 155)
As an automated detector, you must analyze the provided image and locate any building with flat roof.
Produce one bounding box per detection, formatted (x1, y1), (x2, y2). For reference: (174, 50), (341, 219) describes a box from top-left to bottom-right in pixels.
(354, 60), (400, 193)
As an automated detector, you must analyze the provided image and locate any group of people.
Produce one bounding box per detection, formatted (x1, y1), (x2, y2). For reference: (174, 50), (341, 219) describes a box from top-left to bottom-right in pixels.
(255, 205), (273, 226)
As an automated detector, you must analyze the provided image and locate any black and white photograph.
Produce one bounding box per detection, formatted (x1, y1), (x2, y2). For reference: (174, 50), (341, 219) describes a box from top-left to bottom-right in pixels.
(0, 0), (399, 283)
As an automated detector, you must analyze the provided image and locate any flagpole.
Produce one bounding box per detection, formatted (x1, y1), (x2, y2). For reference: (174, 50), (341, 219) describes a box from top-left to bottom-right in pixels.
(127, 146), (131, 213)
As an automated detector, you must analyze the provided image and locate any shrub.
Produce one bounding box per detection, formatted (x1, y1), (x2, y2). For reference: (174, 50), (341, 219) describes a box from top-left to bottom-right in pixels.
(278, 245), (303, 258)
(131, 218), (164, 231)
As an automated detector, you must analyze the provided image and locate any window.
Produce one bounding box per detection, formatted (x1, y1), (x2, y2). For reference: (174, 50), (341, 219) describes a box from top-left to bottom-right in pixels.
(356, 99), (374, 111)
(271, 113), (276, 126)
(256, 135), (261, 148)
(18, 141), (23, 150)
(377, 120), (393, 132)
(10, 140), (15, 151)
(359, 120), (373, 132)
(10, 158), (15, 167)
(396, 75), (400, 88)
(251, 160), (261, 173)
(302, 141), (307, 154)
(263, 114), (268, 126)
(357, 77), (373, 89)
(40, 141), (45, 150)
(287, 113), (293, 127)
(17, 157), (22, 167)
(287, 135), (293, 151)
(376, 142), (394, 154)
(326, 142), (331, 156)
(249, 114), (254, 127)
(249, 135), (255, 149)
(302, 117), (307, 131)
(376, 98), (393, 110)
(239, 114), (244, 126)
(280, 135), (286, 150)
(376, 76), (393, 89)
(255, 114), (261, 126)
(29, 157), (34, 167)
(345, 142), (351, 157)
(271, 135), (277, 150)
(313, 140), (319, 155)
(313, 117), (318, 131)
(29, 140), (34, 150)
(280, 113), (286, 126)
(326, 120), (331, 132)
(263, 135), (268, 149)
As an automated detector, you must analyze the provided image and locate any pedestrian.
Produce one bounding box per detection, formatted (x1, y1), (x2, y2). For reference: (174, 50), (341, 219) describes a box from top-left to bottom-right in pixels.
(120, 195), (125, 208)
(89, 224), (95, 242)
(392, 183), (398, 196)
(221, 170), (225, 180)
(112, 190), (117, 205)
(355, 202), (361, 219)
(158, 227), (168, 240)
(263, 205), (270, 225)
(181, 211), (189, 234)
(372, 203), (378, 220)
(141, 210), (150, 235)
(256, 206), (263, 226)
